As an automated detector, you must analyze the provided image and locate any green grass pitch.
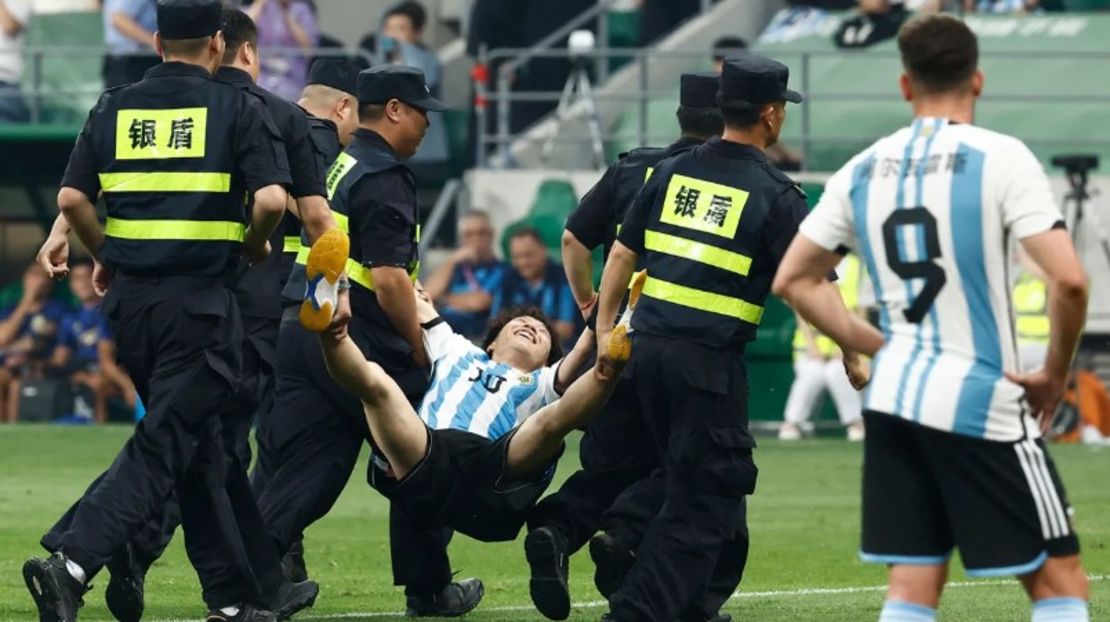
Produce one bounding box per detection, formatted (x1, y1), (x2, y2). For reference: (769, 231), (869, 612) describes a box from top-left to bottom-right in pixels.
(0, 426), (1106, 621)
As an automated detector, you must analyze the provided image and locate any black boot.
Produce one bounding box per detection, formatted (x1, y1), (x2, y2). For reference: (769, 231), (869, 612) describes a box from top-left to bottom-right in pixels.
(270, 579), (319, 621)
(105, 543), (147, 622)
(404, 578), (484, 618)
(525, 526), (571, 620)
(23, 552), (88, 622)
(205, 605), (277, 622)
(589, 532), (635, 600)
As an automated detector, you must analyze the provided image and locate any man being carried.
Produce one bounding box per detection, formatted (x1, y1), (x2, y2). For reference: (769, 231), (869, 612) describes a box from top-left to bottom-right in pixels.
(301, 229), (633, 545)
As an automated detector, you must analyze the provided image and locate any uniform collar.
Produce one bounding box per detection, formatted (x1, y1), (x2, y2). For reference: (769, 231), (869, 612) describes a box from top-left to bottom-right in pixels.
(704, 136), (768, 162)
(143, 61), (213, 81)
(667, 136), (704, 153)
(353, 128), (401, 160)
(215, 66), (253, 87)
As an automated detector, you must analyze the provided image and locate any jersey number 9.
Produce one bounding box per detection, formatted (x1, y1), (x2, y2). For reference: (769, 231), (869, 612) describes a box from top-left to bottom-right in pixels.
(881, 208), (947, 324)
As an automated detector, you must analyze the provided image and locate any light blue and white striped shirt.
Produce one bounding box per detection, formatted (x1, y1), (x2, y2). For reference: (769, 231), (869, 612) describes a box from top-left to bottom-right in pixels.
(418, 323), (561, 440)
(800, 118), (1062, 441)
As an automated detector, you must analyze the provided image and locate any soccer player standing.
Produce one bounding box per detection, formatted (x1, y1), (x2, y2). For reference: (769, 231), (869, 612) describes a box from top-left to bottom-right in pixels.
(774, 15), (1090, 622)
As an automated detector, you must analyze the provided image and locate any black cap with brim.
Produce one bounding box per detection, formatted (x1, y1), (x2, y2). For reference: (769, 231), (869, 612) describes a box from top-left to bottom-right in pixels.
(157, 0), (222, 40)
(357, 65), (448, 112)
(308, 58), (360, 96)
(718, 53), (804, 106)
(679, 71), (720, 108)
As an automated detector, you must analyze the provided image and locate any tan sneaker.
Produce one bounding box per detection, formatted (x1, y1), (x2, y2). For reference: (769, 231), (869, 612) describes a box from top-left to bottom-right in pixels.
(607, 270), (647, 364)
(299, 228), (350, 333)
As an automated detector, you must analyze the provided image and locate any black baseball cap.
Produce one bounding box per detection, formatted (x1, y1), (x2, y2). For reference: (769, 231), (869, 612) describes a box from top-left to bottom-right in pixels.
(718, 53), (803, 106)
(157, 0), (222, 41)
(679, 72), (719, 108)
(308, 59), (360, 96)
(357, 65), (447, 112)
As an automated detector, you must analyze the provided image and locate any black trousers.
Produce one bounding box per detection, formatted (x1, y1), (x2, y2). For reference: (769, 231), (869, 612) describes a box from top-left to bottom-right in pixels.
(40, 277), (267, 609)
(250, 312), (453, 595)
(608, 335), (757, 622)
(526, 373), (657, 553)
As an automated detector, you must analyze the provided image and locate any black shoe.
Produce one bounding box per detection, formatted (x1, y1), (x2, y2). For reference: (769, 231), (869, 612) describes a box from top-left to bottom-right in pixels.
(281, 540), (308, 583)
(105, 544), (146, 622)
(404, 578), (484, 618)
(23, 553), (87, 622)
(270, 579), (319, 621)
(205, 605), (277, 622)
(589, 532), (635, 600)
(525, 526), (570, 620)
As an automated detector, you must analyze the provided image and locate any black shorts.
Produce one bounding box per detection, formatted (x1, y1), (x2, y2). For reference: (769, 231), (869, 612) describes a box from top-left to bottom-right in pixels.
(368, 426), (562, 542)
(861, 412), (1079, 576)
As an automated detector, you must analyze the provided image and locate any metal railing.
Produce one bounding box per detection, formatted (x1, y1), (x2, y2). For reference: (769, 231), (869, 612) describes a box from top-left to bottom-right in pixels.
(13, 46), (372, 124)
(473, 46), (1110, 170)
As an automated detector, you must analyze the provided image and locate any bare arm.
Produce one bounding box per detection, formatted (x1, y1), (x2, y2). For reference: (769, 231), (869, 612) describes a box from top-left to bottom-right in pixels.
(110, 10), (155, 48)
(242, 184), (287, 263)
(37, 214), (72, 279)
(373, 266), (428, 368)
(595, 241), (637, 357)
(0, 1), (27, 37)
(295, 195), (337, 245)
(423, 250), (464, 302)
(562, 230), (597, 316)
(244, 0), (267, 22)
(443, 291), (492, 313)
(772, 236), (885, 357)
(285, 9), (313, 49)
(58, 187), (106, 263)
(1018, 229), (1088, 380)
(554, 325), (595, 392)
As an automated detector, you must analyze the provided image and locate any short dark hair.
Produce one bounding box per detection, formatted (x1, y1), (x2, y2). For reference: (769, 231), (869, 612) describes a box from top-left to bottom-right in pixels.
(712, 35), (748, 62)
(161, 36), (211, 58)
(481, 306), (563, 366)
(221, 8), (258, 66)
(897, 14), (978, 94)
(509, 227), (545, 247)
(676, 104), (723, 138)
(385, 1), (427, 32)
(359, 102), (386, 122)
(718, 101), (764, 128)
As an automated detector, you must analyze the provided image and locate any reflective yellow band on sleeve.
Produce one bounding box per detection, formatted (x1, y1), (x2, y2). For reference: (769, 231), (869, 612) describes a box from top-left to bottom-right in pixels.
(333, 211), (349, 233)
(345, 259), (420, 291)
(643, 229), (752, 276)
(641, 276), (763, 325)
(99, 172), (231, 193)
(282, 236), (302, 254)
(105, 218), (245, 242)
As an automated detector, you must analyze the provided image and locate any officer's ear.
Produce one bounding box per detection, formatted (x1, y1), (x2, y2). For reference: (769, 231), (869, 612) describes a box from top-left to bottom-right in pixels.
(153, 31), (166, 59)
(385, 98), (404, 124)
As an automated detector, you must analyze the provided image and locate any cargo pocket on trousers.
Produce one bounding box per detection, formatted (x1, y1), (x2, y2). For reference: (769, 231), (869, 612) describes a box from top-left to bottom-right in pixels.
(697, 426), (758, 497)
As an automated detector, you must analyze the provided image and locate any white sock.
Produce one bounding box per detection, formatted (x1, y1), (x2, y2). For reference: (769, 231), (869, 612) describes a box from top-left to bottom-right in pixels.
(1032, 597), (1089, 622)
(64, 559), (87, 584)
(219, 605), (241, 616)
(879, 600), (936, 622)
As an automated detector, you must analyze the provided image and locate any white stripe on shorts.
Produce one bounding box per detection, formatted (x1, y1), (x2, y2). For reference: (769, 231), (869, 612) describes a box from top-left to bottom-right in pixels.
(1015, 441), (1068, 540)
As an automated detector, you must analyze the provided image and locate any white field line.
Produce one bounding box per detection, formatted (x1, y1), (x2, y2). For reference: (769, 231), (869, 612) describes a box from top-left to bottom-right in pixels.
(146, 574), (1107, 621)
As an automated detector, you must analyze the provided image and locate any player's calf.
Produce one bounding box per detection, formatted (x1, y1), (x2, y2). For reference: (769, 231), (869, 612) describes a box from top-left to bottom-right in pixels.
(1022, 555), (1089, 622)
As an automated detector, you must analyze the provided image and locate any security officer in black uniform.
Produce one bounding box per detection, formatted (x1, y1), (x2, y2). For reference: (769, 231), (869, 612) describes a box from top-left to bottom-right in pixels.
(524, 71), (723, 621)
(22, 1), (291, 621)
(93, 9), (340, 620)
(594, 54), (808, 622)
(250, 65), (485, 617)
(250, 56), (362, 583)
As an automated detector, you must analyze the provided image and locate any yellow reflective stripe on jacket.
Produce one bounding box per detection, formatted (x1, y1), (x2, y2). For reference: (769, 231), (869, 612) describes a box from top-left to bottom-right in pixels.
(99, 172), (231, 193)
(643, 229), (752, 276)
(282, 236), (302, 254)
(344, 259), (420, 291)
(294, 212), (350, 265)
(105, 218), (245, 242)
(641, 276), (763, 324)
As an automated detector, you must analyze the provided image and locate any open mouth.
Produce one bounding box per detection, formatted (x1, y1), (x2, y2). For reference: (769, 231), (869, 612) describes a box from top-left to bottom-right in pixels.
(513, 326), (538, 344)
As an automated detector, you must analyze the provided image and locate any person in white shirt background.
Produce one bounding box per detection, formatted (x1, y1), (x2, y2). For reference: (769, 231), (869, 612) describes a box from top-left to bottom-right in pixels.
(0, 0), (31, 122)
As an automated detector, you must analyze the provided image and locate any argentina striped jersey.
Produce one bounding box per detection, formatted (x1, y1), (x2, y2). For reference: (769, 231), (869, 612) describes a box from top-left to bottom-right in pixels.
(799, 117), (1062, 441)
(418, 323), (561, 440)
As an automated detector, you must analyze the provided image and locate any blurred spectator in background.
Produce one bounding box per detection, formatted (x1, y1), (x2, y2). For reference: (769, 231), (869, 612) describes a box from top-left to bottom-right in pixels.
(102, 0), (158, 88)
(365, 1), (449, 179)
(246, 0), (319, 101)
(968, 0), (1040, 12)
(637, 0), (701, 46)
(424, 211), (508, 340)
(0, 264), (68, 422)
(0, 0), (31, 122)
(466, 0), (525, 158)
(510, 0), (593, 132)
(834, 0), (910, 48)
(495, 228), (577, 346)
(711, 35), (747, 72)
(760, 0), (854, 44)
(49, 259), (136, 423)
